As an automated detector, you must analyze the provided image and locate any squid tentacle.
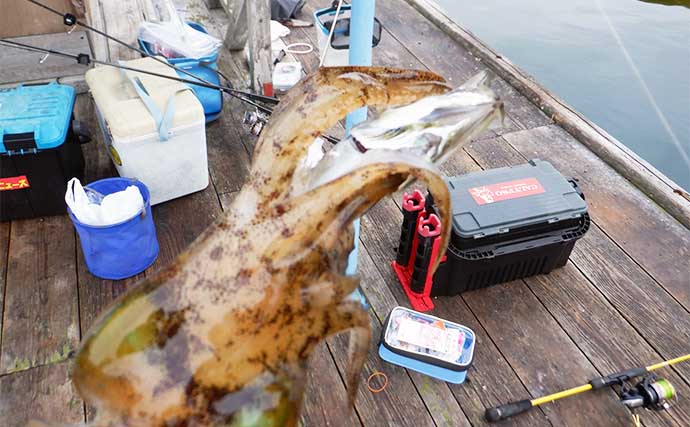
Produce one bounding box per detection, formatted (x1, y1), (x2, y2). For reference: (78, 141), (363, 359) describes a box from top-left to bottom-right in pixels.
(272, 154), (452, 274)
(249, 67), (451, 205)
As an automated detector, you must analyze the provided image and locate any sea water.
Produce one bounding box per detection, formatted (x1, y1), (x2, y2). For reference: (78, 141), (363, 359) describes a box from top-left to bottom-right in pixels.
(433, 0), (690, 190)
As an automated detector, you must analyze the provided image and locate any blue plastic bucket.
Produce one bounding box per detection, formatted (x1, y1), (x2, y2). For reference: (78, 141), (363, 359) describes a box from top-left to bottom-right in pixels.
(138, 22), (223, 122)
(69, 178), (159, 280)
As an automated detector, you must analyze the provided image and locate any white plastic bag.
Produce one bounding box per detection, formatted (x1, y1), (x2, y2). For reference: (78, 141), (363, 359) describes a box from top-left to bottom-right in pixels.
(271, 20), (291, 42)
(138, 0), (222, 59)
(65, 178), (145, 226)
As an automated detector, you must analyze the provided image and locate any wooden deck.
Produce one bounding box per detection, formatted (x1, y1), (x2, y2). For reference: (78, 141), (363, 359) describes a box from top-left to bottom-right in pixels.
(1, 0), (689, 426)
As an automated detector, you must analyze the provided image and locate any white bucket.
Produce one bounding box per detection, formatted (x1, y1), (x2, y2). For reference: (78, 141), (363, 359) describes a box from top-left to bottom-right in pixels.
(314, 5), (352, 67)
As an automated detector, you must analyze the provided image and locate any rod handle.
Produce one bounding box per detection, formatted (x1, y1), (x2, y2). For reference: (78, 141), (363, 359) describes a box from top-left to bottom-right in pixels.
(485, 399), (533, 422)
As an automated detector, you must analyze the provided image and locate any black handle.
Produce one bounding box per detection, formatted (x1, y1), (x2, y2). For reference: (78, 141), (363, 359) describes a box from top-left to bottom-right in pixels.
(590, 367), (647, 389)
(485, 399), (533, 422)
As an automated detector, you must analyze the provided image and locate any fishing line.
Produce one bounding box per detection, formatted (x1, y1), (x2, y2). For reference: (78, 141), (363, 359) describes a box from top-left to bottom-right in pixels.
(0, 38), (275, 115)
(23, 0), (279, 107)
(593, 0), (690, 169)
(0, 38), (342, 144)
(319, 0), (345, 67)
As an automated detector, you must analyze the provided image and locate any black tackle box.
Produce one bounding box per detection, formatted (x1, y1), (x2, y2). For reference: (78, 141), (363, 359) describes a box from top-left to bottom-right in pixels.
(0, 83), (89, 221)
(393, 159), (590, 312)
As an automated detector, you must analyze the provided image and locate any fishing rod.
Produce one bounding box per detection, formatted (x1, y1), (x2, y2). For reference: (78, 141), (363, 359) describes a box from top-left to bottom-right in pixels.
(24, 0), (279, 106)
(486, 353), (690, 423)
(20, 0), (341, 145)
(0, 38), (341, 145)
(0, 38), (273, 115)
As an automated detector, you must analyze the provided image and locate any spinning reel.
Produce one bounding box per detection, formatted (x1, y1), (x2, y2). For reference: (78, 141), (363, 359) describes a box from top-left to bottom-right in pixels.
(618, 374), (676, 412)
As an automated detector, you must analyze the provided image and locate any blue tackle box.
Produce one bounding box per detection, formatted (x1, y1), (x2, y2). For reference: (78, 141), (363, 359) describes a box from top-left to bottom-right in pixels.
(139, 22), (223, 122)
(0, 83), (89, 221)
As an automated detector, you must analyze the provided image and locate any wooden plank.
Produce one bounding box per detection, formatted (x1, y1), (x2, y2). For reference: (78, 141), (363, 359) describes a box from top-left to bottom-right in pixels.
(84, 0), (161, 62)
(464, 284), (631, 426)
(149, 183), (222, 269)
(0, 362), (84, 427)
(0, 0), (76, 38)
(403, 0), (690, 228)
(220, 0), (248, 50)
(301, 343), (363, 427)
(0, 31), (90, 85)
(0, 75), (89, 95)
(246, 0), (273, 93)
(83, 0), (108, 62)
(205, 100), (252, 194)
(527, 263), (689, 427)
(327, 308), (438, 427)
(375, 0), (551, 133)
(0, 214), (78, 375)
(568, 227), (690, 378)
(499, 125), (690, 311)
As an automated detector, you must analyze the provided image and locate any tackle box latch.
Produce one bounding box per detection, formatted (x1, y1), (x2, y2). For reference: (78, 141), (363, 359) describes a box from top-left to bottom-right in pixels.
(3, 132), (37, 155)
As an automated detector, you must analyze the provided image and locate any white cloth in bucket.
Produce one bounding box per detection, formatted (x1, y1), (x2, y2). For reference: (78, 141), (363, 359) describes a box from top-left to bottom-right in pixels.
(65, 178), (144, 226)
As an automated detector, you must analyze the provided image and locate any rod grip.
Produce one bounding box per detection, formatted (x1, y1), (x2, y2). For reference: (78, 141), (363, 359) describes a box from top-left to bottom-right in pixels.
(485, 399), (532, 422)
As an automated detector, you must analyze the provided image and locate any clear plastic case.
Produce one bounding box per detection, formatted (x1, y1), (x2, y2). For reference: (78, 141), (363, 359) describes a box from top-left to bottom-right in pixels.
(382, 306), (475, 371)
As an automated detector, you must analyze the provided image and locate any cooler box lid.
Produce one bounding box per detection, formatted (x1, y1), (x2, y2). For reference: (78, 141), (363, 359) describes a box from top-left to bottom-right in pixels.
(448, 159), (587, 239)
(85, 57), (204, 141)
(0, 83), (76, 154)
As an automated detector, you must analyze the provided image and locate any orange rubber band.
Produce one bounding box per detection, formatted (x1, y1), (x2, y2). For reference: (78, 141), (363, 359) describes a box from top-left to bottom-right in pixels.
(367, 372), (389, 393)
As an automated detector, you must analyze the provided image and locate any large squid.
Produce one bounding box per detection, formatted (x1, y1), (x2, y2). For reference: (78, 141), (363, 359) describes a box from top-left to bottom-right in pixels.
(49, 67), (502, 427)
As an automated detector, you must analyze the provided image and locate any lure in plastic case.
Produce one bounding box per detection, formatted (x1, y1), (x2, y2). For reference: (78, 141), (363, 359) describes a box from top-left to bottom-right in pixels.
(378, 306), (475, 383)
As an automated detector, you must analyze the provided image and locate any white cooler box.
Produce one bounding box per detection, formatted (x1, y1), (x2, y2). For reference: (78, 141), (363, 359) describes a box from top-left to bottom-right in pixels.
(85, 57), (208, 205)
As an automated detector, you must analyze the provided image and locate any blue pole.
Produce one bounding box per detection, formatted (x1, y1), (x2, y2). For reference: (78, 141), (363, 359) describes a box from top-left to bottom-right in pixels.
(345, 0), (376, 278)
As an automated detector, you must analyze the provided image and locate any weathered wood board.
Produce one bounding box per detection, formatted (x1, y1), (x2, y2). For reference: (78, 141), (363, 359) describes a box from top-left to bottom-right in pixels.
(0, 362), (84, 427)
(84, 0), (163, 62)
(0, 0), (78, 38)
(0, 31), (91, 90)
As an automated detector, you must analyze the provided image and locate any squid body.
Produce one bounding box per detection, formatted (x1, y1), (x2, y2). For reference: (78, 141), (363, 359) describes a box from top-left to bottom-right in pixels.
(54, 66), (502, 427)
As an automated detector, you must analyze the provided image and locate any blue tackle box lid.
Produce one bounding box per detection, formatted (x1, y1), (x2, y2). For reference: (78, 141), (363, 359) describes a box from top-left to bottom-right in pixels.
(448, 159), (588, 239)
(0, 83), (76, 154)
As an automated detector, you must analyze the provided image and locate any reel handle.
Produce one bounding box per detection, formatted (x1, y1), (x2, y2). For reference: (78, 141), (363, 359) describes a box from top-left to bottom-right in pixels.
(485, 399), (532, 422)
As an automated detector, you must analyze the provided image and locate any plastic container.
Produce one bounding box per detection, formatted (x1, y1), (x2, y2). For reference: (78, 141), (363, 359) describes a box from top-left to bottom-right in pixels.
(69, 178), (159, 280)
(86, 57), (209, 206)
(139, 22), (223, 122)
(313, 5), (381, 66)
(0, 82), (89, 221)
(379, 306), (475, 384)
(393, 159), (590, 312)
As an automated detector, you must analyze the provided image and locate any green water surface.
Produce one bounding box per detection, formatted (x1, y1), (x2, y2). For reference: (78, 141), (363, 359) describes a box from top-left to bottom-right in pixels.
(433, 0), (690, 189)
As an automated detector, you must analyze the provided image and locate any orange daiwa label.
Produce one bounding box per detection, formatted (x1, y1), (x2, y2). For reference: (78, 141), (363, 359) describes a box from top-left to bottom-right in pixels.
(0, 175), (30, 191)
(469, 177), (545, 205)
